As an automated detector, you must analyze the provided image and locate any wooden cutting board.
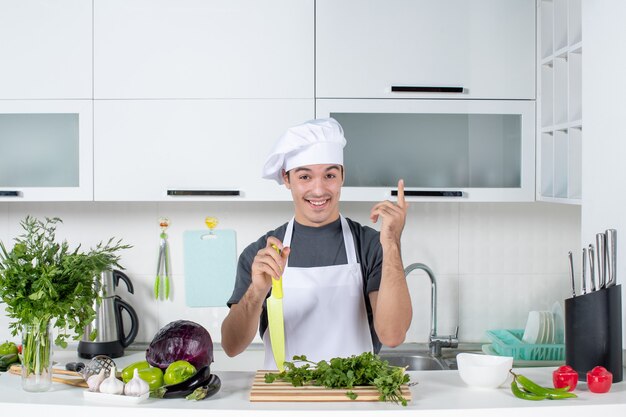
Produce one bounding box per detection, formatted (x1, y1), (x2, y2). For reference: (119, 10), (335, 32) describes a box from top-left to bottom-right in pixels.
(249, 370), (412, 402)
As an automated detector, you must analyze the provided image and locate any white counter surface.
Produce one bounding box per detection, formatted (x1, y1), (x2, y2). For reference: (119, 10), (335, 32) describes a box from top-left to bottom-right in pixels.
(1, 349), (625, 417)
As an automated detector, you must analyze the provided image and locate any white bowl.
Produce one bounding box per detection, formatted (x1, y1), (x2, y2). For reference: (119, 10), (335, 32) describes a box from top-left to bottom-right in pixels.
(457, 353), (513, 389)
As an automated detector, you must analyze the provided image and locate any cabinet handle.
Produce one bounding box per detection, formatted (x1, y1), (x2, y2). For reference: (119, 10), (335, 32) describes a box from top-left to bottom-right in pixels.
(392, 190), (463, 197)
(0, 191), (21, 197)
(391, 86), (464, 93)
(167, 190), (240, 196)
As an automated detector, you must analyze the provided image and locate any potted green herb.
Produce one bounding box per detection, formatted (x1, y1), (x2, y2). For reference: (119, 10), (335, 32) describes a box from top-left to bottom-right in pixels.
(0, 216), (130, 392)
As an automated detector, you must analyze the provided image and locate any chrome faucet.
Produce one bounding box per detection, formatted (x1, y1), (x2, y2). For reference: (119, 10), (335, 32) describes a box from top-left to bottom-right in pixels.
(404, 263), (459, 357)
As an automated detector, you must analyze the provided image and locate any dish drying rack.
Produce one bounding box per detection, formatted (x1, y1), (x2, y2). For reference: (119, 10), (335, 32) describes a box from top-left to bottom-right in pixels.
(485, 329), (565, 361)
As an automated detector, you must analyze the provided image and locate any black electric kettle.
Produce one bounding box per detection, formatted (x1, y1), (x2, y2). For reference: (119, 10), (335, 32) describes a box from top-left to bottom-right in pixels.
(78, 270), (139, 359)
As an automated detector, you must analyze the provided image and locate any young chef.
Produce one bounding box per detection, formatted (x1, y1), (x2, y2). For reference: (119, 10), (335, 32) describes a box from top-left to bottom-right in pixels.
(221, 118), (412, 369)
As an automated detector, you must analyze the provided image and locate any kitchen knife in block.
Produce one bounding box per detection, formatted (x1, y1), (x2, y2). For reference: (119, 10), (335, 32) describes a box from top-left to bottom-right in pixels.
(183, 229), (236, 307)
(267, 245), (285, 371)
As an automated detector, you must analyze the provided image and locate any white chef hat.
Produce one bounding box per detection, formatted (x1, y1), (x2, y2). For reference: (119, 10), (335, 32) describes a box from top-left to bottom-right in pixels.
(262, 118), (346, 184)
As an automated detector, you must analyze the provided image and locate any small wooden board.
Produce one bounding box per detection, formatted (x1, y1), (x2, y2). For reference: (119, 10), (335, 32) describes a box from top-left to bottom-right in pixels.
(9, 364), (88, 388)
(249, 370), (412, 403)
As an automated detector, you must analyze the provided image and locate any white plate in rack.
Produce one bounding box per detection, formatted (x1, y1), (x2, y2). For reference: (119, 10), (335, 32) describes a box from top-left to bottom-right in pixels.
(552, 302), (565, 344)
(83, 390), (150, 404)
(522, 311), (542, 344)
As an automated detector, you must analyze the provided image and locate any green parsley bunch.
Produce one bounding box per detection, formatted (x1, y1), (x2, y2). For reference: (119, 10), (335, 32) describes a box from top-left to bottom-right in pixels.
(0, 216), (130, 347)
(264, 352), (411, 406)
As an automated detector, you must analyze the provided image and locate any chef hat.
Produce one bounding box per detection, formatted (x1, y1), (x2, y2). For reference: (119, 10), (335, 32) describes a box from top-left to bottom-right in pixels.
(262, 118), (346, 184)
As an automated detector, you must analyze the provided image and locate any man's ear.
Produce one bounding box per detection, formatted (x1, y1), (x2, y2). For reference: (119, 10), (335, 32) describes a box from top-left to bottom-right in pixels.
(282, 169), (291, 189)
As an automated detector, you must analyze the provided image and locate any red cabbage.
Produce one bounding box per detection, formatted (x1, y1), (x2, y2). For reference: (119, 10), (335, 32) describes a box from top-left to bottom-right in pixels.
(146, 320), (213, 370)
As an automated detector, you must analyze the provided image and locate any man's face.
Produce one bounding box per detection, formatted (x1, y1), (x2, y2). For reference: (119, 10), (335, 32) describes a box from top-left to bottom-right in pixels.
(283, 164), (344, 227)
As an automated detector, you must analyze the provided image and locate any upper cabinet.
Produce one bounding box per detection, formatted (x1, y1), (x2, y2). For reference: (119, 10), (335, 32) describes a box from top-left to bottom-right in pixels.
(316, 0), (536, 100)
(93, 0), (314, 99)
(537, 0), (582, 204)
(0, 100), (93, 201)
(0, 0), (92, 99)
(317, 99), (536, 202)
(94, 99), (313, 201)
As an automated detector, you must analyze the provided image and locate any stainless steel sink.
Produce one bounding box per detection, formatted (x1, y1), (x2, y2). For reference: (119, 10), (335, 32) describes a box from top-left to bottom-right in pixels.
(379, 352), (450, 371)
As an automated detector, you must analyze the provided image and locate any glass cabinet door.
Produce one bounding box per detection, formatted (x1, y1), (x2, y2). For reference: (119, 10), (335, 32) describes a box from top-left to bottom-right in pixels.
(0, 100), (93, 201)
(316, 99), (535, 202)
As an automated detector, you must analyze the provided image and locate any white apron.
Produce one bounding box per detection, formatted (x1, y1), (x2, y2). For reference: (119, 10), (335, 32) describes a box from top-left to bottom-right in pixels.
(263, 215), (373, 369)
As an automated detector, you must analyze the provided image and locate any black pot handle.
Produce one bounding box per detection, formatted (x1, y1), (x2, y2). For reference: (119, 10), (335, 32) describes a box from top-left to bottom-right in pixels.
(114, 296), (139, 348)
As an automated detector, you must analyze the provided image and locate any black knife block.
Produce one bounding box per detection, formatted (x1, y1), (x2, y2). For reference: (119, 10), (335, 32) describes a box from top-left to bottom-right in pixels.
(564, 284), (622, 382)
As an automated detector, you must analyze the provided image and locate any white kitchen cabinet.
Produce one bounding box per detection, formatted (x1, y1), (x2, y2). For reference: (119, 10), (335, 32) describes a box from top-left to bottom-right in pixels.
(0, 0), (92, 99)
(317, 99), (536, 202)
(93, 99), (313, 201)
(316, 0), (536, 100)
(0, 100), (93, 201)
(94, 0), (313, 99)
(537, 0), (582, 204)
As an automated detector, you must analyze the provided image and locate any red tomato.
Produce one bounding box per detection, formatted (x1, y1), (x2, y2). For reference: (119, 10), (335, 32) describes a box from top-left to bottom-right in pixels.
(553, 365), (578, 391)
(587, 366), (613, 393)
(17, 344), (22, 355)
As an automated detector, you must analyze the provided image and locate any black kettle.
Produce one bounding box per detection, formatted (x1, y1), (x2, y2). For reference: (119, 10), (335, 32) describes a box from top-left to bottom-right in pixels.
(78, 270), (139, 359)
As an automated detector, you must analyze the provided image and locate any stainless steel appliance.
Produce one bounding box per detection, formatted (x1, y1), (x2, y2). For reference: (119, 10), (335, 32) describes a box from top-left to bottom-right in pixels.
(78, 270), (139, 359)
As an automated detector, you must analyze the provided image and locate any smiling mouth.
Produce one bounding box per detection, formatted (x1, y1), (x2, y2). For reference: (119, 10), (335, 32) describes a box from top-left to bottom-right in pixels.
(305, 198), (330, 209)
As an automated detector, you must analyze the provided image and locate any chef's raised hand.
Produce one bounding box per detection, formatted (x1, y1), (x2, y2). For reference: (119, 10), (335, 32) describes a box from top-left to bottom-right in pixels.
(370, 179), (408, 245)
(251, 236), (290, 294)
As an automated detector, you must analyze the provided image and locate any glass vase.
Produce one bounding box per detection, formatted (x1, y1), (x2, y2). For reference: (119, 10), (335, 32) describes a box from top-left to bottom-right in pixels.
(20, 321), (53, 392)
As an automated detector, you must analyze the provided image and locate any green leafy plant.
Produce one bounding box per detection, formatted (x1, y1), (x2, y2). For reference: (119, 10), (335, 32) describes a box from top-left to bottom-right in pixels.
(264, 352), (412, 406)
(0, 216), (130, 348)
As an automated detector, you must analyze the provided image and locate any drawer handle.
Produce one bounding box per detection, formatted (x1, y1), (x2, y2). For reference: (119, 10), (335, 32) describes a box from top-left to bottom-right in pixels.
(0, 190), (21, 197)
(391, 190), (463, 197)
(167, 190), (240, 196)
(391, 86), (464, 93)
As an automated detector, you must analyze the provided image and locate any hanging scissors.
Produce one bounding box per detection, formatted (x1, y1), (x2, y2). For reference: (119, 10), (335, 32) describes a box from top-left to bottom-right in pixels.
(154, 217), (171, 300)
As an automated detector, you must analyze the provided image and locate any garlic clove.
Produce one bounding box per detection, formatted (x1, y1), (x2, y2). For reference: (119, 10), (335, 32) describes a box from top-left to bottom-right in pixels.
(98, 366), (125, 395)
(124, 368), (150, 397)
(87, 368), (107, 392)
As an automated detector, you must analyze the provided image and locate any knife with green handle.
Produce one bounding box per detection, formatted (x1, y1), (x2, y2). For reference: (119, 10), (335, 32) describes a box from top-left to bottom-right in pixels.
(267, 244), (285, 371)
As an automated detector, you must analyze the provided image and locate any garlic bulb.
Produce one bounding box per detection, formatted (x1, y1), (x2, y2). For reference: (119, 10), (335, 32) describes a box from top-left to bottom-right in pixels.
(87, 368), (106, 392)
(99, 366), (125, 395)
(124, 368), (150, 397)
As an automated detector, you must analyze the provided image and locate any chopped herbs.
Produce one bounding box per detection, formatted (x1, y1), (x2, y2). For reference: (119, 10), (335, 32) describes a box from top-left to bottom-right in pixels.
(264, 352), (411, 406)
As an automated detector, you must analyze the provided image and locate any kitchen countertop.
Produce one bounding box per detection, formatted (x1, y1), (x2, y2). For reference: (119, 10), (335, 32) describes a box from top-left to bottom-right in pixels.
(1, 349), (625, 416)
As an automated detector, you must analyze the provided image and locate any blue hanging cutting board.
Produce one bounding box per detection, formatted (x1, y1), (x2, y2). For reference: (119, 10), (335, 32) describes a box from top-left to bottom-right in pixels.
(183, 229), (237, 307)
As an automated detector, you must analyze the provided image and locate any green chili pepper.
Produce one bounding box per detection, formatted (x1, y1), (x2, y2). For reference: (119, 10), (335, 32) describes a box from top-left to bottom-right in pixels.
(511, 378), (547, 400)
(510, 371), (577, 401)
(515, 373), (574, 396)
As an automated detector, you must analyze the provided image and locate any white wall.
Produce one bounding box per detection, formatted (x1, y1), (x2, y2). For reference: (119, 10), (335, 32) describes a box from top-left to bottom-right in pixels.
(582, 0), (626, 344)
(0, 200), (580, 347)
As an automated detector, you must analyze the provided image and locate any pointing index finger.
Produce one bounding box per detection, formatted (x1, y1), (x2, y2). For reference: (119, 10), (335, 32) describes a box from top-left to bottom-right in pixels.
(397, 179), (406, 208)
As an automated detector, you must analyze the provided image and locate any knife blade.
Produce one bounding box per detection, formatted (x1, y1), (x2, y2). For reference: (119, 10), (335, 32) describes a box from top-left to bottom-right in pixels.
(606, 229), (617, 287)
(582, 247), (587, 294)
(267, 245), (285, 371)
(588, 244), (597, 292)
(596, 233), (607, 289)
(568, 251), (576, 298)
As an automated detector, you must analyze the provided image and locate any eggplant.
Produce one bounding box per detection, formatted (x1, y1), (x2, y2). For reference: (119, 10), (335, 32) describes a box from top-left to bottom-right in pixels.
(185, 374), (221, 401)
(152, 365), (212, 398)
